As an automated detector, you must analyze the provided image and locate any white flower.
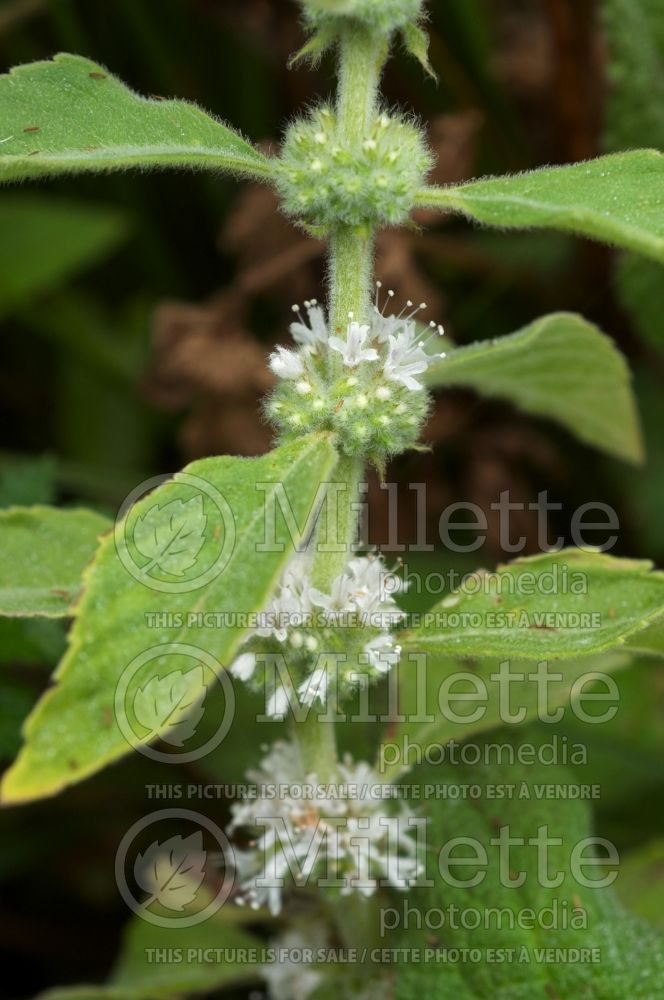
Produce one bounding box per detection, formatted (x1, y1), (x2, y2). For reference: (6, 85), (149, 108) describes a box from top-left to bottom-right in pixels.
(231, 552), (405, 710)
(309, 572), (354, 615)
(290, 301), (328, 350)
(230, 651), (257, 681)
(271, 295), (444, 394)
(228, 740), (423, 915)
(363, 633), (401, 673)
(329, 321), (379, 367)
(267, 685), (291, 719)
(298, 666), (328, 707)
(269, 346), (305, 379)
(383, 330), (429, 391)
(256, 552), (315, 643)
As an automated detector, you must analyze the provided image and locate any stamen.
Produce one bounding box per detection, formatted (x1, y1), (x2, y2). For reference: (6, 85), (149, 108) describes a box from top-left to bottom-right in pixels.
(292, 302), (307, 326)
(419, 323), (446, 351)
(403, 301), (427, 324)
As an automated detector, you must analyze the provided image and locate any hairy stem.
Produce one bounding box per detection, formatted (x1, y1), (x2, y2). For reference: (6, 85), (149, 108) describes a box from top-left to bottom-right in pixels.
(329, 225), (375, 337)
(296, 22), (385, 778)
(337, 23), (383, 141)
(311, 452), (364, 591)
(293, 708), (339, 783)
(328, 24), (385, 334)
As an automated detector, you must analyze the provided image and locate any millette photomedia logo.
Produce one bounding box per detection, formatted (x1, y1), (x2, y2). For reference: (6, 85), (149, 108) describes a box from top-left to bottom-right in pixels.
(115, 808), (235, 928)
(114, 643), (236, 764)
(114, 472), (236, 593)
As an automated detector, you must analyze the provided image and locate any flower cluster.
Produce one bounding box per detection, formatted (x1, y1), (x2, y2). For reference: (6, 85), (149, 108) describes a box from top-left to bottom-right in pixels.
(301, 0), (426, 36)
(277, 105), (432, 228)
(229, 739), (423, 915)
(265, 291), (445, 462)
(229, 549), (405, 715)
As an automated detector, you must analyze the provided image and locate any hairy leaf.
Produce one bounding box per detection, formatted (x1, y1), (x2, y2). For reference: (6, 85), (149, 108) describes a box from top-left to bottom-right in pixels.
(1, 435), (338, 803)
(379, 650), (631, 779)
(133, 667), (208, 747)
(425, 313), (643, 464)
(0, 53), (272, 184)
(416, 151), (664, 264)
(133, 496), (207, 577)
(0, 507), (111, 618)
(398, 550), (664, 660)
(396, 736), (664, 998)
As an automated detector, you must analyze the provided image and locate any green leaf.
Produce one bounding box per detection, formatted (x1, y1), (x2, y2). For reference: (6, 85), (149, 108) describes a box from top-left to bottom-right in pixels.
(398, 549), (664, 661)
(133, 666), (207, 747)
(416, 151), (664, 265)
(0, 53), (272, 184)
(0, 506), (111, 618)
(401, 22), (437, 80)
(32, 906), (263, 1000)
(133, 496), (207, 576)
(616, 254), (664, 351)
(110, 908), (262, 997)
(426, 312), (643, 464)
(1, 435), (338, 803)
(396, 736), (664, 998)
(379, 650), (631, 779)
(0, 195), (128, 319)
(602, 0), (664, 154)
(601, 1), (664, 358)
(625, 618), (664, 656)
(560, 660), (664, 814)
(616, 839), (664, 928)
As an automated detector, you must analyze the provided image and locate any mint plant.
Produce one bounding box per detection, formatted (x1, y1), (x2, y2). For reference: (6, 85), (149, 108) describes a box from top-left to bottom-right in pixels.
(1, 0), (664, 997)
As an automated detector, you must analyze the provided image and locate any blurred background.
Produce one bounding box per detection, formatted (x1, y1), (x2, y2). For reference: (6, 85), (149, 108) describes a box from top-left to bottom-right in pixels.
(0, 0), (663, 996)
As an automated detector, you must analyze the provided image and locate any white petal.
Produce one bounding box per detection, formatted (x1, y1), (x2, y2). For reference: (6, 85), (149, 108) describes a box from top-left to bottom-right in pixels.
(269, 346), (304, 379)
(230, 651), (257, 681)
(267, 686), (290, 718)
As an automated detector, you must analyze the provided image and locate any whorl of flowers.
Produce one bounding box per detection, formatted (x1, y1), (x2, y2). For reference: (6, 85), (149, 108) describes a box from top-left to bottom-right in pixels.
(229, 549), (406, 715)
(277, 106), (432, 229)
(228, 739), (423, 915)
(265, 288), (445, 463)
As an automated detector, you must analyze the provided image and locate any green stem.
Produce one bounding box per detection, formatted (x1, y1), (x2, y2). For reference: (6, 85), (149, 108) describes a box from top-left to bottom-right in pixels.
(295, 21), (385, 780)
(311, 452), (364, 590)
(336, 23), (383, 141)
(329, 225), (375, 336)
(293, 709), (339, 783)
(328, 24), (385, 334)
